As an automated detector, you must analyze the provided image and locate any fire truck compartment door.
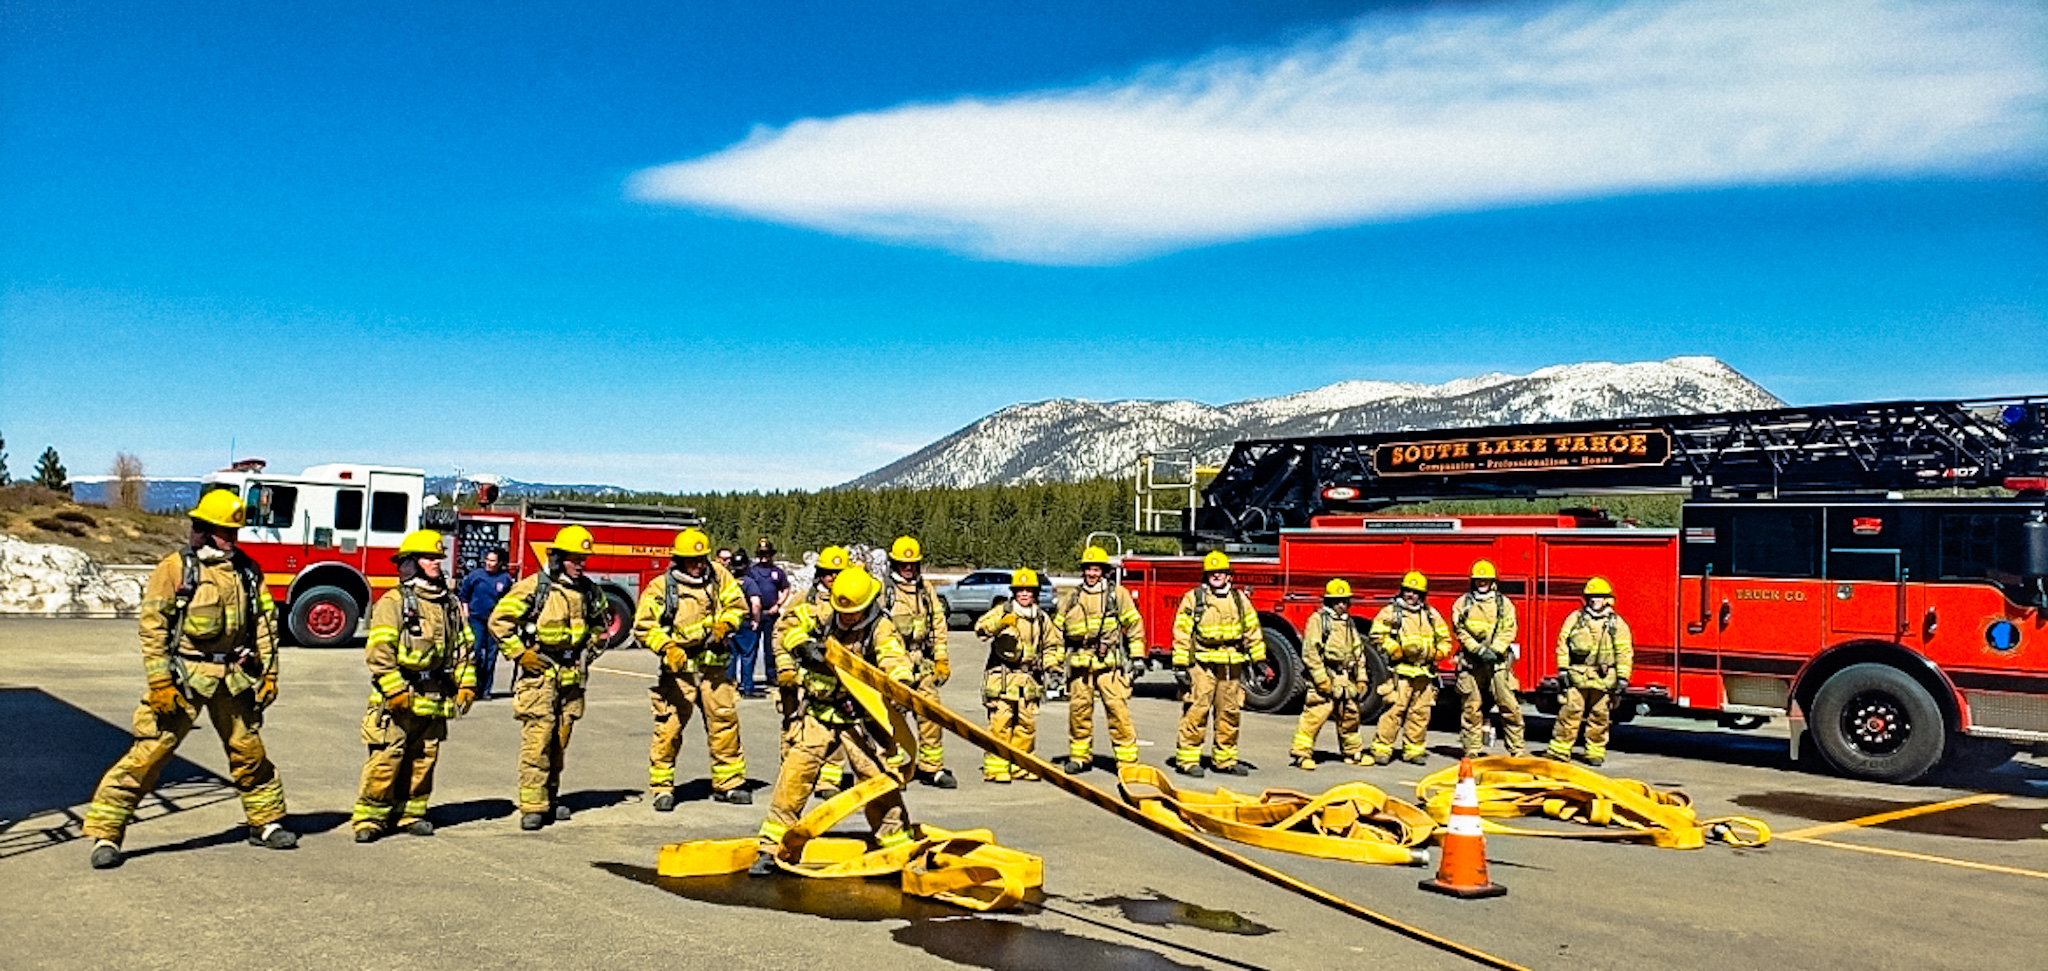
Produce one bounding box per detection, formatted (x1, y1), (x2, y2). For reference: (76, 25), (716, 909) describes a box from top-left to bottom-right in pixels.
(1828, 549), (1904, 637)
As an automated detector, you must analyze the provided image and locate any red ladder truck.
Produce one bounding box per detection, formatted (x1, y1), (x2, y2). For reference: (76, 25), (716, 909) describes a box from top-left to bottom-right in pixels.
(1116, 397), (2048, 782)
(199, 461), (699, 649)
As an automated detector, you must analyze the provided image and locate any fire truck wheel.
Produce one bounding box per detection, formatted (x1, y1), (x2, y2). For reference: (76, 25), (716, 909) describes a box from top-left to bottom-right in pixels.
(601, 589), (635, 650)
(1355, 642), (1392, 723)
(1811, 663), (1946, 784)
(1242, 623), (1301, 714)
(288, 586), (361, 648)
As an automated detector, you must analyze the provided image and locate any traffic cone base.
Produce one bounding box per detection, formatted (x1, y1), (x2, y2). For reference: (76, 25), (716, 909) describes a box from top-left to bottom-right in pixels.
(1418, 757), (1506, 899)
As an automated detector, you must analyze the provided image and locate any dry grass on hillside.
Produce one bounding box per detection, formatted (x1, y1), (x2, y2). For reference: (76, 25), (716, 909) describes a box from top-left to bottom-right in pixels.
(0, 485), (187, 563)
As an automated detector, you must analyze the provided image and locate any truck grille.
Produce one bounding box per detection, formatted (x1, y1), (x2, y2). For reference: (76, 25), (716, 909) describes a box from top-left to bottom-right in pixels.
(1965, 691), (2048, 735)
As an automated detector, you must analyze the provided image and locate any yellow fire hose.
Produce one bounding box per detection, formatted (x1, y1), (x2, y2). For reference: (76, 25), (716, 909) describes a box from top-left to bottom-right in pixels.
(814, 642), (1529, 970)
(1116, 764), (1435, 866)
(1415, 757), (1771, 849)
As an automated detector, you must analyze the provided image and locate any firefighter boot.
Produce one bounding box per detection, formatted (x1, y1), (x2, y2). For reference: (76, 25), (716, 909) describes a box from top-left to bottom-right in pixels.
(403, 819), (433, 837)
(1065, 757), (1090, 775)
(922, 768), (958, 790)
(247, 823), (299, 850)
(713, 789), (754, 805)
(353, 824), (380, 844)
(520, 812), (546, 831)
(749, 850), (780, 878)
(652, 792), (677, 812)
(88, 840), (122, 870)
(553, 805), (572, 821)
(1175, 761), (1206, 778)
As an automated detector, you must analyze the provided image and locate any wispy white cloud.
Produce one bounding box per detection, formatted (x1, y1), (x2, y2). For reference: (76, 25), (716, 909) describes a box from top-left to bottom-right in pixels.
(629, 0), (2047, 264)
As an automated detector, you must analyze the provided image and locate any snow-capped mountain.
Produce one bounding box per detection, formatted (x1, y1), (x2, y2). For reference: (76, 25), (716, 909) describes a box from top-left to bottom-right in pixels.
(846, 357), (1782, 489)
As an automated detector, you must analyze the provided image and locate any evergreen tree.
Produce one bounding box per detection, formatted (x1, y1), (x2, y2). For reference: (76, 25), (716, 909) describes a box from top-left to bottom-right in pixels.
(34, 446), (69, 494)
(0, 430), (8, 485)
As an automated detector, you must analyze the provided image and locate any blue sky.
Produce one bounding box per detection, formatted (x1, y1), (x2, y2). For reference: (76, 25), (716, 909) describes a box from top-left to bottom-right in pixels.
(4, 0), (2043, 491)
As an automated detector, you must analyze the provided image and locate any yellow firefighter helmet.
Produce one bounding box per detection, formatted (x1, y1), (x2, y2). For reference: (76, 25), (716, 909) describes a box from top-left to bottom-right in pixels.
(1324, 578), (1352, 598)
(1471, 560), (1498, 580)
(391, 529), (444, 562)
(550, 525), (595, 556)
(1400, 571), (1428, 593)
(1202, 550), (1231, 573)
(1080, 546), (1113, 567)
(671, 528), (711, 558)
(189, 490), (247, 528)
(831, 566), (882, 613)
(816, 546), (852, 572)
(889, 536), (923, 563)
(1011, 568), (1039, 589)
(1583, 576), (1614, 597)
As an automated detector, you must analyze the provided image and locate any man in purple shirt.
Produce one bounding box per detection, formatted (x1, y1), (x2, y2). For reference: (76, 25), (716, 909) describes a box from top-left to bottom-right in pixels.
(457, 549), (514, 698)
(732, 540), (789, 697)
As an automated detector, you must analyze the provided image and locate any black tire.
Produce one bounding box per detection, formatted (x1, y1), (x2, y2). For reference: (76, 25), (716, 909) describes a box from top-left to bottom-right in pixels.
(288, 585), (361, 648)
(1811, 663), (1947, 783)
(1243, 622), (1302, 714)
(1354, 640), (1392, 724)
(601, 589), (636, 650)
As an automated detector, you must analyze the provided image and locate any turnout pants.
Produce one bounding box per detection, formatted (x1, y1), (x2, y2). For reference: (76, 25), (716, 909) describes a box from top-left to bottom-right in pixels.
(1291, 686), (1363, 762)
(1175, 661), (1244, 769)
(1371, 675), (1436, 760)
(513, 673), (585, 814)
(1549, 685), (1613, 760)
(910, 669), (946, 774)
(983, 669), (1040, 781)
(355, 706), (447, 827)
(84, 687), (287, 843)
(1458, 661), (1526, 755)
(1068, 667), (1137, 764)
(649, 668), (746, 794)
(778, 684), (846, 791)
(760, 714), (909, 849)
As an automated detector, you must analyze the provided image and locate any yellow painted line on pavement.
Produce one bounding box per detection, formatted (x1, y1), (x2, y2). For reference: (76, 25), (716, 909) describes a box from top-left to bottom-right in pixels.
(1775, 792), (2007, 840)
(590, 665), (656, 680)
(1781, 835), (2048, 881)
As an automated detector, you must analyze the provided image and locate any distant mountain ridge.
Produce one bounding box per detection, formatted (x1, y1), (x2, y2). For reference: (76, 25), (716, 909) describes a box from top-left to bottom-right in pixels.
(846, 357), (1783, 489)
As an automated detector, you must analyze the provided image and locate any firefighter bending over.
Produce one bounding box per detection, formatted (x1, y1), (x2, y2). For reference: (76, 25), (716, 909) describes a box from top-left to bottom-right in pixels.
(84, 490), (296, 869)
(976, 569), (1059, 782)
(1289, 579), (1368, 769)
(353, 529), (477, 841)
(1052, 546), (1144, 773)
(489, 525), (611, 831)
(883, 536), (955, 789)
(1547, 576), (1633, 767)
(1171, 551), (1264, 777)
(773, 546), (854, 794)
(1452, 560), (1525, 758)
(753, 567), (917, 877)
(1369, 572), (1451, 766)
(634, 528), (749, 809)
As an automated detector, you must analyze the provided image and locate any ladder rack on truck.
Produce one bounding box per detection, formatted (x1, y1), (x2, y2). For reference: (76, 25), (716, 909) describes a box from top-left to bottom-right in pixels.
(1117, 396), (2048, 783)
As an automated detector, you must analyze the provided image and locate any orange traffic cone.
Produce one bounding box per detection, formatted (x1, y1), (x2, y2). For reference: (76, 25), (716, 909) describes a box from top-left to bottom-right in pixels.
(1419, 757), (1507, 899)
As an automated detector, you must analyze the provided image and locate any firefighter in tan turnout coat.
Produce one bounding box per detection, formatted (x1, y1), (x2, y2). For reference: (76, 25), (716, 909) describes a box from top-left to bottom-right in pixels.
(1171, 551), (1264, 777)
(975, 569), (1060, 782)
(489, 525), (612, 831)
(882, 536), (955, 789)
(1289, 579), (1368, 769)
(1369, 572), (1452, 766)
(1051, 546), (1144, 773)
(1452, 560), (1525, 757)
(634, 528), (750, 808)
(84, 490), (297, 869)
(353, 529), (477, 841)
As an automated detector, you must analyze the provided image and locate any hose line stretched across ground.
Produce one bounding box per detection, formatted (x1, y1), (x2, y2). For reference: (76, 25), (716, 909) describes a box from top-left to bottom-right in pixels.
(822, 641), (1530, 971)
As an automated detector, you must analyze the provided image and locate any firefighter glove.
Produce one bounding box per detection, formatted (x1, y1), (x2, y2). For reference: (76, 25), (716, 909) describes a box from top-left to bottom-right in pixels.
(385, 690), (413, 714)
(711, 620), (735, 642)
(661, 645), (689, 672)
(146, 679), (182, 715)
(515, 651), (549, 674)
(935, 657), (951, 685)
(1615, 677), (1629, 697)
(776, 667), (798, 688)
(455, 686), (476, 714)
(254, 675), (279, 709)
(1315, 677), (1333, 697)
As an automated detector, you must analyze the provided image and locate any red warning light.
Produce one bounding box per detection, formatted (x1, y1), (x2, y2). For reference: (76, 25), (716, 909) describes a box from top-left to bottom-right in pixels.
(1852, 517), (1883, 536)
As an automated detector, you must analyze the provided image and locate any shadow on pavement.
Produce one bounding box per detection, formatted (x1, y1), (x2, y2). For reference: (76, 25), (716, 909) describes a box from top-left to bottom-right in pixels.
(0, 686), (225, 828)
(123, 810), (348, 860)
(594, 864), (1262, 970)
(1733, 791), (2048, 841)
(432, 798), (517, 828)
(561, 788), (640, 814)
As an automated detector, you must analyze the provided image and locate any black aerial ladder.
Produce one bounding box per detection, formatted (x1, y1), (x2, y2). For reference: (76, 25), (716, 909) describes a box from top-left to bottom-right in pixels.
(1181, 396), (2048, 547)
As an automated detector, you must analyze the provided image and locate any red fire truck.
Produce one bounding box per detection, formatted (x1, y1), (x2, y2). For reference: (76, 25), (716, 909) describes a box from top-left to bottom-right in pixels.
(1118, 397), (2048, 782)
(199, 461), (699, 649)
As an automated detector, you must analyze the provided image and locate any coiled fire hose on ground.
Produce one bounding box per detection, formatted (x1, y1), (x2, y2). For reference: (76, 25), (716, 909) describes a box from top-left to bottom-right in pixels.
(1415, 757), (1771, 849)
(1116, 764), (1435, 866)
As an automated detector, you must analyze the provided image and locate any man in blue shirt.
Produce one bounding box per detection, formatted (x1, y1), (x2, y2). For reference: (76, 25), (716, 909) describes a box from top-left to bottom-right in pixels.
(458, 548), (515, 698)
(733, 540), (789, 697)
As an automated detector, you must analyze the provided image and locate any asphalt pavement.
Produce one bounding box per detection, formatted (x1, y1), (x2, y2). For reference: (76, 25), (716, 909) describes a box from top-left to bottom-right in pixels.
(3, 617), (2044, 970)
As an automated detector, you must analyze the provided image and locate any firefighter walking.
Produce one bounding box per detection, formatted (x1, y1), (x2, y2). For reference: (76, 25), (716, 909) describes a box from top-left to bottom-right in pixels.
(1052, 546), (1144, 773)
(1171, 551), (1264, 777)
(489, 525), (612, 831)
(1369, 572), (1451, 766)
(634, 528), (750, 809)
(753, 567), (917, 877)
(353, 529), (477, 841)
(83, 490), (296, 869)
(975, 569), (1059, 782)
(1547, 577), (1633, 766)
(1452, 560), (1526, 758)
(1289, 579), (1367, 769)
(882, 536), (955, 788)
